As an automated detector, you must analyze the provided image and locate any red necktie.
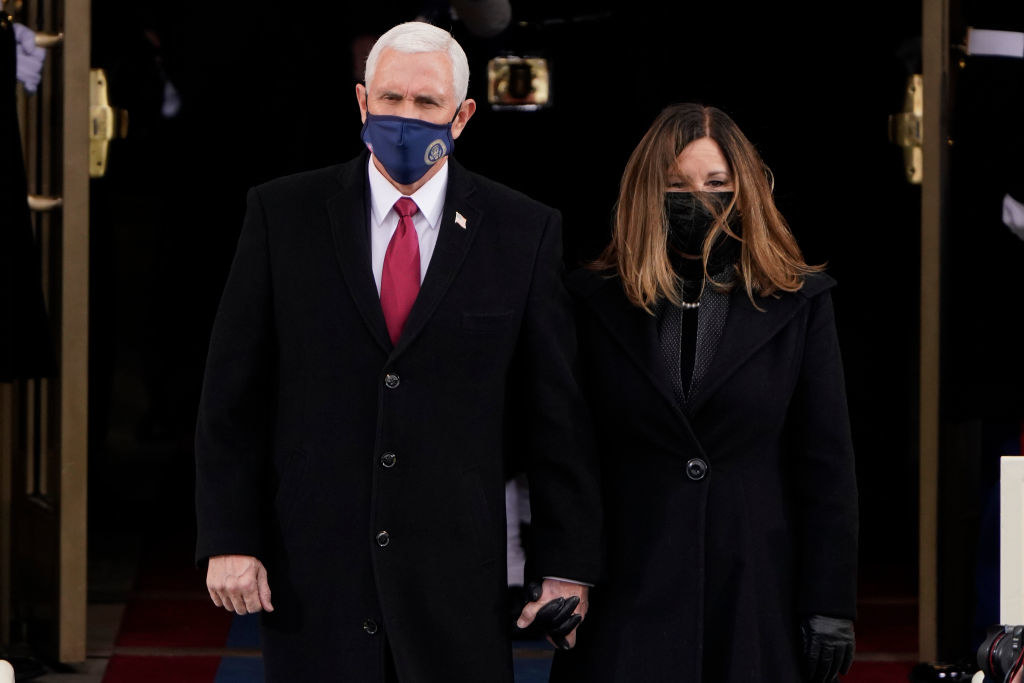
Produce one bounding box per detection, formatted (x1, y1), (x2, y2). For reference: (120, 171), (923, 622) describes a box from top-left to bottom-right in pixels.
(380, 197), (421, 345)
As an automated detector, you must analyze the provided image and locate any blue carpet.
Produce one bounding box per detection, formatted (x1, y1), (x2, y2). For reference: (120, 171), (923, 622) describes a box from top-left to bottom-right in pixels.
(225, 613), (261, 648)
(512, 641), (554, 682)
(215, 657), (265, 683)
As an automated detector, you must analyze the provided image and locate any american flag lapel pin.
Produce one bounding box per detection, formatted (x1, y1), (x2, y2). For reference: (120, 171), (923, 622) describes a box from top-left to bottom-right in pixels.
(454, 211), (467, 229)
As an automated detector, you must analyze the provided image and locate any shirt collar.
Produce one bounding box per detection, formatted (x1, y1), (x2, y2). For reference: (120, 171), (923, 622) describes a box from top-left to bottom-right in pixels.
(367, 157), (449, 231)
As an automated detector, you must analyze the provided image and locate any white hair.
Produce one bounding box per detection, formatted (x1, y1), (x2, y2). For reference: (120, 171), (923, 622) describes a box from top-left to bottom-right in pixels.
(364, 22), (470, 104)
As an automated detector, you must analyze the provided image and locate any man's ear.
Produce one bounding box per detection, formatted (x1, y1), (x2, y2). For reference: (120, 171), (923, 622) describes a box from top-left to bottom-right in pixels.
(451, 98), (477, 140)
(356, 83), (368, 124)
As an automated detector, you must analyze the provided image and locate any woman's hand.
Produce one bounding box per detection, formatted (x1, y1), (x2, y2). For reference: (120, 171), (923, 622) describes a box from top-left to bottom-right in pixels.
(801, 614), (854, 682)
(516, 579), (589, 650)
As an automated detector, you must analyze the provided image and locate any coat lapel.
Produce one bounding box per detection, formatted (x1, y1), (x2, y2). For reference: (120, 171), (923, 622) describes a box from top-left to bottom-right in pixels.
(685, 287), (809, 414)
(586, 280), (686, 421)
(583, 279), (713, 457)
(326, 154), (392, 353)
(391, 158), (481, 357)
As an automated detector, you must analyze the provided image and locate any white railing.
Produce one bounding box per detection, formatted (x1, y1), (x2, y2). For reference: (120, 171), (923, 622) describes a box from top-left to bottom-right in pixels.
(1002, 456), (1024, 624)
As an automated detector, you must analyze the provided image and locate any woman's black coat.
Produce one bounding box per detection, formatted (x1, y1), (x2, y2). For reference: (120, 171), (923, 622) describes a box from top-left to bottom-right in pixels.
(551, 270), (858, 683)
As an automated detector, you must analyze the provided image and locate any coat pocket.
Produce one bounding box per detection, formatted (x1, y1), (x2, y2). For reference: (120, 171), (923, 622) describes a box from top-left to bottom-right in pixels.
(461, 309), (515, 334)
(459, 468), (499, 568)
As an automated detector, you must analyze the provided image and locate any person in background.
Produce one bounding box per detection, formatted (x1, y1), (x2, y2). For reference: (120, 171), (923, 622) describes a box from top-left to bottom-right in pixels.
(550, 103), (858, 683)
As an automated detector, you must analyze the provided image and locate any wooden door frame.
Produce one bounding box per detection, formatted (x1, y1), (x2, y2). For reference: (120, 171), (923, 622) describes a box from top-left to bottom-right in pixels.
(0, 0), (89, 662)
(1, 385), (11, 647)
(59, 0), (89, 663)
(919, 0), (951, 662)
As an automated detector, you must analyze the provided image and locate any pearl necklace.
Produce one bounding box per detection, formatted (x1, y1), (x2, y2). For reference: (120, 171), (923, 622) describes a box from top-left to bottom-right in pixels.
(680, 299), (700, 309)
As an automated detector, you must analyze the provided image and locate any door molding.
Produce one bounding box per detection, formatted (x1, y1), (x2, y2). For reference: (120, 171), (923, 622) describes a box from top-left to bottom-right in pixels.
(919, 0), (951, 662)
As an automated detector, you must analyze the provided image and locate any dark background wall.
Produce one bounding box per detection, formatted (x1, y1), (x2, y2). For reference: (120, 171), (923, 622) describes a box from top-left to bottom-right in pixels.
(87, 0), (923, 647)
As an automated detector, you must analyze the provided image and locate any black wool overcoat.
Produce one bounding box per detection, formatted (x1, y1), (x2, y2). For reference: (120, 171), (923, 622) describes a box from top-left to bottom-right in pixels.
(550, 270), (858, 683)
(194, 153), (601, 682)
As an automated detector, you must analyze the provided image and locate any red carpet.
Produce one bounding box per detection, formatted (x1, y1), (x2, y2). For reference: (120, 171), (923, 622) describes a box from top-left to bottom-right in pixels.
(104, 656), (222, 683)
(843, 661), (916, 682)
(115, 600), (234, 649)
(856, 602), (918, 654)
(102, 533), (244, 683)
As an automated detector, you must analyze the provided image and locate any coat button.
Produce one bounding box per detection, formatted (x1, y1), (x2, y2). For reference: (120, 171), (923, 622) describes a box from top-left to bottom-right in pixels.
(686, 458), (708, 481)
(381, 452), (397, 468)
(376, 530), (390, 547)
(363, 619), (378, 635)
(384, 373), (400, 389)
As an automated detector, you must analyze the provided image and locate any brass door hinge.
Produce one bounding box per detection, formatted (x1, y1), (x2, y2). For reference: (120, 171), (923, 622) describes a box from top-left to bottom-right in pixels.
(889, 74), (923, 185)
(89, 68), (128, 178)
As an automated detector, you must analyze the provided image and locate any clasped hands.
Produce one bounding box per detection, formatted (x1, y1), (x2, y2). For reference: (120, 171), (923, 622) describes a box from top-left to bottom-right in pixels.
(516, 579), (588, 650)
(207, 557), (587, 651)
(208, 557), (843, 671)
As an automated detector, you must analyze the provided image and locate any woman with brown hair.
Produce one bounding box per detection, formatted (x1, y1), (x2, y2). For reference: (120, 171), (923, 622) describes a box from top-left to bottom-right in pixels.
(550, 104), (858, 682)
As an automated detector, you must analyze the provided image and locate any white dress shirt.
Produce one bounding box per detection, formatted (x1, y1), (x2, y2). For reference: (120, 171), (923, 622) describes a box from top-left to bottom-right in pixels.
(367, 157), (449, 294)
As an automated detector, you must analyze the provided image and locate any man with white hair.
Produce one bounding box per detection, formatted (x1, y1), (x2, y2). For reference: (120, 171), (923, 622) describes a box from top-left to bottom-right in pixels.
(195, 21), (601, 682)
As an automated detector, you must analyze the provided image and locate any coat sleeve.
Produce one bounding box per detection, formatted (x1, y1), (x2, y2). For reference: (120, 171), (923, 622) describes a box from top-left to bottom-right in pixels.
(194, 186), (277, 565)
(512, 210), (603, 585)
(787, 289), (859, 619)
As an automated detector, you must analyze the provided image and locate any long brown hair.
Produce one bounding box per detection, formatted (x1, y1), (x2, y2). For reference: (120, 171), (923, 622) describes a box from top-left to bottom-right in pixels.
(594, 103), (821, 312)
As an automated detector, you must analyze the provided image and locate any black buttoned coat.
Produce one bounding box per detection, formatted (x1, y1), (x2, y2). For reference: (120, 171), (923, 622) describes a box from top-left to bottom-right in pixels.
(194, 153), (601, 682)
(550, 270), (858, 683)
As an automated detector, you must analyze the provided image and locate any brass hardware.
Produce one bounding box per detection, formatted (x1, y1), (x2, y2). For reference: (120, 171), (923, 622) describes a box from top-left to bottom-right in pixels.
(487, 56), (551, 111)
(27, 195), (63, 212)
(34, 31), (63, 47)
(888, 74), (923, 185)
(88, 68), (128, 178)
(1, 0), (23, 15)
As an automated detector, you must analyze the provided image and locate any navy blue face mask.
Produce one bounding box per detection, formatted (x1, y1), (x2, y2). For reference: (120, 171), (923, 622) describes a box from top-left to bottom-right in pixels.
(360, 101), (461, 185)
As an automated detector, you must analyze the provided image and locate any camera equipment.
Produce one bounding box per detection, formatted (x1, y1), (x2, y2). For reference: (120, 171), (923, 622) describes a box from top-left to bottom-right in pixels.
(977, 625), (1024, 683)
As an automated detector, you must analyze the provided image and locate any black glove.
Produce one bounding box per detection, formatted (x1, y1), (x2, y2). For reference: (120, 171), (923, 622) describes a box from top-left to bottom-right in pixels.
(801, 614), (855, 683)
(523, 581), (583, 650)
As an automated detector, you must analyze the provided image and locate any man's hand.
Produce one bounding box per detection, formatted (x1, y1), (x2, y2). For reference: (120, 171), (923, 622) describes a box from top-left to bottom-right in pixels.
(206, 554), (274, 615)
(516, 579), (588, 650)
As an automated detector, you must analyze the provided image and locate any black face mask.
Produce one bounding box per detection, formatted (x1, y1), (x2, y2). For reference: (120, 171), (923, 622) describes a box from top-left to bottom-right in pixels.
(664, 191), (741, 280)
